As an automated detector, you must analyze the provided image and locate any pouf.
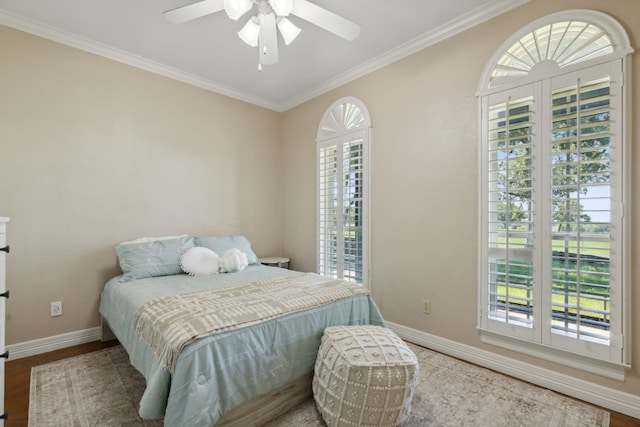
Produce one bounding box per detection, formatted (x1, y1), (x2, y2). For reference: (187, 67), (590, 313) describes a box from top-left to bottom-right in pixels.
(313, 325), (419, 427)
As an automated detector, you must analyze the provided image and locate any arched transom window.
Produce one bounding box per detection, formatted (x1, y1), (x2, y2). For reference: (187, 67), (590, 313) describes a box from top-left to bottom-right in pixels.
(480, 9), (633, 90)
(317, 99), (368, 139)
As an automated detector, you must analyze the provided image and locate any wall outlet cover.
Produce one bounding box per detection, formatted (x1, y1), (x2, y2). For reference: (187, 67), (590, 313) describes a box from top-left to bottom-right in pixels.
(51, 301), (62, 317)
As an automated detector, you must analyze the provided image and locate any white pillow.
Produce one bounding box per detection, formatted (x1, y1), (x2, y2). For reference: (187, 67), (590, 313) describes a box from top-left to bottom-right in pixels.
(219, 248), (249, 273)
(180, 247), (221, 276)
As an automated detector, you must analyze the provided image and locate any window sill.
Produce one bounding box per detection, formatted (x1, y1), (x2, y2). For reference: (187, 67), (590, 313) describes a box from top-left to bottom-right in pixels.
(479, 328), (629, 381)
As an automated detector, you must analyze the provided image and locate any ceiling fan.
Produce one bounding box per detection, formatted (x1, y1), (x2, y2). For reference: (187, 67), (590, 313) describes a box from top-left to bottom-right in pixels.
(163, 0), (361, 70)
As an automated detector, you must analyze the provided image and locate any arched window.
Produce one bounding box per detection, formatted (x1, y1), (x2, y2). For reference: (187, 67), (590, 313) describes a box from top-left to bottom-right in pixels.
(477, 10), (632, 379)
(479, 10), (632, 89)
(317, 97), (371, 287)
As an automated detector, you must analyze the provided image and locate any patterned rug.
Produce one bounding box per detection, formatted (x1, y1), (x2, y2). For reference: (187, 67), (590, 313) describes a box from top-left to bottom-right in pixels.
(29, 343), (609, 426)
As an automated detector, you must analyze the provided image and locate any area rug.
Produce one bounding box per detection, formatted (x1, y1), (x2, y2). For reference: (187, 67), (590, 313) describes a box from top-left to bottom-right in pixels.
(29, 343), (610, 427)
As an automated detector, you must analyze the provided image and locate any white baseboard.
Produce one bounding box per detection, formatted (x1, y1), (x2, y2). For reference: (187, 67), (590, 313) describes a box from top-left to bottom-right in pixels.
(6, 327), (102, 360)
(387, 322), (640, 420)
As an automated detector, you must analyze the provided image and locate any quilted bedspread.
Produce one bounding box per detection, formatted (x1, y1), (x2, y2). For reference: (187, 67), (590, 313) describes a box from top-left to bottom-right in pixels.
(134, 273), (370, 372)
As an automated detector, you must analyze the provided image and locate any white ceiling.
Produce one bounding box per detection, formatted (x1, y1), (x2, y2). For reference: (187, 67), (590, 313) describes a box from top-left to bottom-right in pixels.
(0, 0), (528, 111)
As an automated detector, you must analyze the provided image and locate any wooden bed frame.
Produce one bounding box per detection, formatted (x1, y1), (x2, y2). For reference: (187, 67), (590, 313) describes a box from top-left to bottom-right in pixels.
(101, 318), (314, 426)
(217, 373), (313, 426)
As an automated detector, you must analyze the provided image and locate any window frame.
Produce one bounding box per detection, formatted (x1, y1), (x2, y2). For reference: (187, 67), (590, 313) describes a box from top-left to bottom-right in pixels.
(316, 97), (372, 288)
(477, 10), (633, 380)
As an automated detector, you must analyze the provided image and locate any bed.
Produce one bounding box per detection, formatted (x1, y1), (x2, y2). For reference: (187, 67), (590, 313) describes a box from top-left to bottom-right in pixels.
(98, 235), (385, 426)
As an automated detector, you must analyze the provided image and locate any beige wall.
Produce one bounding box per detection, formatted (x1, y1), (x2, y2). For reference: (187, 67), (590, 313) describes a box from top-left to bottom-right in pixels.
(0, 26), (284, 344)
(1, 0), (638, 401)
(281, 0), (639, 395)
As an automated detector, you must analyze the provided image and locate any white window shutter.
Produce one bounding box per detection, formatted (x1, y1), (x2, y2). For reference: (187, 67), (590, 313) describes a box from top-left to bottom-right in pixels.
(317, 98), (371, 287)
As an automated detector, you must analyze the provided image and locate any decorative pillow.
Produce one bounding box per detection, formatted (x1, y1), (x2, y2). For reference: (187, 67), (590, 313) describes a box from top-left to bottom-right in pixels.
(180, 247), (221, 276)
(195, 235), (259, 265)
(219, 248), (249, 273)
(116, 235), (195, 282)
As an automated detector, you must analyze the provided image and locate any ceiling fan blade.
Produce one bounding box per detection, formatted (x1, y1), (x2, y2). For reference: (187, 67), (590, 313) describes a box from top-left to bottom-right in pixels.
(292, 0), (360, 41)
(163, 0), (225, 24)
(259, 13), (279, 65)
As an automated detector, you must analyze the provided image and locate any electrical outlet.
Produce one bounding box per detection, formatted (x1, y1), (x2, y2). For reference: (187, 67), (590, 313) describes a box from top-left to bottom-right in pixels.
(422, 299), (431, 314)
(51, 301), (62, 317)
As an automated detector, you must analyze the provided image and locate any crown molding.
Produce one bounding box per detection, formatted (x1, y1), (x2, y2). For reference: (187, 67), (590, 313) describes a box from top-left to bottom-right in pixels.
(0, 0), (529, 113)
(280, 0), (530, 111)
(0, 9), (281, 111)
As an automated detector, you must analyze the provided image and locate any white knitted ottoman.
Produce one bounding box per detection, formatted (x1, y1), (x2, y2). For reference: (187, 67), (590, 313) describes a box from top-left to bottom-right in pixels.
(312, 325), (419, 427)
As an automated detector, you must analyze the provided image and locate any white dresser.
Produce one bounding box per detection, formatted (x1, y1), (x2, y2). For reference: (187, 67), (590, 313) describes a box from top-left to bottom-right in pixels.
(0, 217), (9, 425)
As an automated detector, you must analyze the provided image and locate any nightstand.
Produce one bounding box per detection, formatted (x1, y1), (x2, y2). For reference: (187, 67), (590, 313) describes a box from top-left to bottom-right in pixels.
(259, 257), (290, 269)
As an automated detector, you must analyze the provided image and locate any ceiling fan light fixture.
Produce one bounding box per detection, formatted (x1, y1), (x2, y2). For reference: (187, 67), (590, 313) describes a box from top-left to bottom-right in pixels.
(259, 12), (279, 65)
(277, 17), (301, 45)
(164, 0), (362, 70)
(224, 0), (253, 20)
(238, 16), (261, 47)
(269, 0), (294, 16)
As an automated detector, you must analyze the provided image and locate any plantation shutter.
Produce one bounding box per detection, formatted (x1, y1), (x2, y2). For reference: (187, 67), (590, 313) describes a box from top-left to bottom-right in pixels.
(545, 62), (622, 359)
(318, 145), (339, 278)
(318, 134), (367, 284)
(480, 60), (624, 365)
(342, 138), (365, 283)
(484, 86), (537, 341)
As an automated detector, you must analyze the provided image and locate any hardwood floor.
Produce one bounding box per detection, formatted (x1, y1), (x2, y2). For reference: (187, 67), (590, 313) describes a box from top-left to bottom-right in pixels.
(4, 340), (640, 427)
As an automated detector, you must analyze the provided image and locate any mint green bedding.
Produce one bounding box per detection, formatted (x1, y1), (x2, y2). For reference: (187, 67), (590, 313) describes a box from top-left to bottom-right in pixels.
(99, 265), (385, 426)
